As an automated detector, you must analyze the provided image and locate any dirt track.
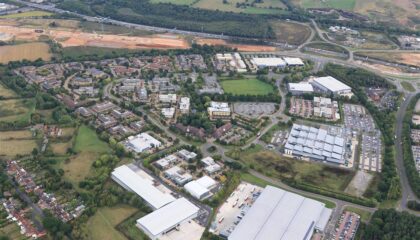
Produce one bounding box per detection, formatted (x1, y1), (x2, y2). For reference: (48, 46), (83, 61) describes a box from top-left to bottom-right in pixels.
(0, 25), (190, 49)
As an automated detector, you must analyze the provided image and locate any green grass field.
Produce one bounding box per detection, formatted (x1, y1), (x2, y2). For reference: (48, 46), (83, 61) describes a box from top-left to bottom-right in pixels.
(117, 210), (151, 240)
(149, 0), (196, 5)
(227, 145), (354, 192)
(0, 98), (36, 123)
(240, 173), (336, 208)
(401, 81), (416, 92)
(193, 0), (286, 14)
(0, 10), (53, 19)
(221, 79), (275, 95)
(61, 46), (138, 60)
(62, 125), (109, 185)
(74, 125), (109, 152)
(296, 0), (356, 10)
(0, 83), (18, 98)
(87, 205), (139, 240)
(270, 21), (312, 45)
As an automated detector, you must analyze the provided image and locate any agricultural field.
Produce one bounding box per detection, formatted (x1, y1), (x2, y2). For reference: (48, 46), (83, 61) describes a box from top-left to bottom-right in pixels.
(220, 78), (275, 95)
(0, 98), (36, 123)
(61, 46), (139, 60)
(227, 145), (355, 192)
(270, 21), (312, 45)
(0, 42), (52, 64)
(193, 0), (286, 14)
(149, 0), (196, 5)
(87, 205), (139, 240)
(355, 52), (420, 67)
(0, 130), (37, 157)
(293, 0), (420, 29)
(0, 10), (53, 19)
(295, 0), (356, 10)
(61, 125), (109, 185)
(0, 83), (18, 99)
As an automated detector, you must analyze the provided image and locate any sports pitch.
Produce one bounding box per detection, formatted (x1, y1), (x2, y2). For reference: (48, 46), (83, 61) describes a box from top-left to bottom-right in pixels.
(221, 78), (275, 95)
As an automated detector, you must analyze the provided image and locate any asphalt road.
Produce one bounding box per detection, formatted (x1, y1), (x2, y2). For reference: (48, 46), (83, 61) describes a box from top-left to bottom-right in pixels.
(395, 93), (420, 216)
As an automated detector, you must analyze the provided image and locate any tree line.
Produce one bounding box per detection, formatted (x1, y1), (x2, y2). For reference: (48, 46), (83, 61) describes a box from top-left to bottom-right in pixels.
(323, 64), (400, 202)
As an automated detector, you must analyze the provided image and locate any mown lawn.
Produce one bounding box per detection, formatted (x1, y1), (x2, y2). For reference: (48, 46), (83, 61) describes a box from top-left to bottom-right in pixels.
(221, 79), (275, 95)
(74, 125), (108, 152)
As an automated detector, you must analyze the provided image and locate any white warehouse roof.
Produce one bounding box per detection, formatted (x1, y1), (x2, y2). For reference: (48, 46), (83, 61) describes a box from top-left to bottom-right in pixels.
(228, 186), (331, 240)
(111, 165), (175, 209)
(312, 76), (351, 93)
(137, 197), (199, 236)
(283, 57), (304, 66)
(184, 176), (217, 199)
(125, 133), (161, 153)
(288, 83), (314, 92)
(252, 57), (286, 67)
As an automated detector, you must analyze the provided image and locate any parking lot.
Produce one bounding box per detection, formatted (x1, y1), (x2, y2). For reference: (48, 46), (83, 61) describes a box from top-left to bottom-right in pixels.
(343, 104), (382, 172)
(209, 182), (263, 238)
(343, 104), (376, 132)
(233, 102), (276, 118)
(330, 211), (361, 240)
(360, 132), (382, 172)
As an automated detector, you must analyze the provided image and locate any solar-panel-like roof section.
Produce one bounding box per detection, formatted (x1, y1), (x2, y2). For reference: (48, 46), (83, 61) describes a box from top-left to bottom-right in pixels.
(228, 186), (331, 240)
(284, 124), (346, 164)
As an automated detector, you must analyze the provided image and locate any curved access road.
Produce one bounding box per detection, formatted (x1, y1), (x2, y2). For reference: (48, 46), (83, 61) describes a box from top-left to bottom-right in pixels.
(395, 92), (420, 216)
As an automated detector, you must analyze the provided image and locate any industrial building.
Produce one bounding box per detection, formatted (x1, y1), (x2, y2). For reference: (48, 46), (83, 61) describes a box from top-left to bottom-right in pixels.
(251, 57), (286, 69)
(184, 176), (218, 200)
(214, 53), (247, 73)
(283, 57), (305, 66)
(123, 133), (162, 153)
(164, 166), (193, 186)
(111, 165), (175, 210)
(310, 76), (352, 96)
(207, 101), (231, 120)
(228, 185), (332, 240)
(136, 198), (199, 240)
(284, 124), (346, 164)
(288, 83), (314, 95)
(201, 157), (222, 174)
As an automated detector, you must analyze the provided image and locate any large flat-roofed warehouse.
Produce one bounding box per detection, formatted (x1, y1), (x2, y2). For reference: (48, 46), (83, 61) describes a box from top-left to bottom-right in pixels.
(251, 57), (286, 68)
(111, 165), (175, 210)
(288, 82), (314, 95)
(311, 76), (352, 96)
(284, 124), (346, 164)
(228, 186), (332, 240)
(136, 197), (199, 240)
